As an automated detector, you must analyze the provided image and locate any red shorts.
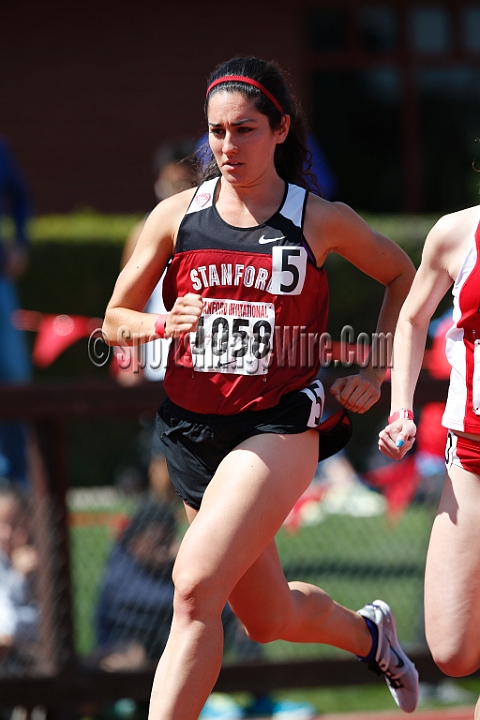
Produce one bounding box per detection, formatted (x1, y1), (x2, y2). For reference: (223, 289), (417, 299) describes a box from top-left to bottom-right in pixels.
(445, 430), (480, 475)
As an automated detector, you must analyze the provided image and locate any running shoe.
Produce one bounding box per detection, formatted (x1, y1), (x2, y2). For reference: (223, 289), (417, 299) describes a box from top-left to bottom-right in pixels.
(357, 599), (419, 713)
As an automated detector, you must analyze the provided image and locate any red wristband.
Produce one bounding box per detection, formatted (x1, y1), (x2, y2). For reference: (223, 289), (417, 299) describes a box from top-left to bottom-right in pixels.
(388, 409), (414, 424)
(154, 313), (168, 339)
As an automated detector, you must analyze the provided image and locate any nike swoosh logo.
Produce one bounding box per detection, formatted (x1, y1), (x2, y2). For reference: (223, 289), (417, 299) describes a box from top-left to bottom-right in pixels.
(258, 235), (286, 244)
(390, 646), (405, 669)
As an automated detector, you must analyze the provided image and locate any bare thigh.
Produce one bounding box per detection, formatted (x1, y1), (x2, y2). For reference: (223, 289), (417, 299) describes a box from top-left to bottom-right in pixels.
(173, 431), (319, 612)
(425, 463), (480, 673)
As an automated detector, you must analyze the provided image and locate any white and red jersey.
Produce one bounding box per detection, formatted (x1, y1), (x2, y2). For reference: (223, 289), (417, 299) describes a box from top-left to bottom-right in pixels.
(442, 219), (480, 434)
(162, 178), (329, 415)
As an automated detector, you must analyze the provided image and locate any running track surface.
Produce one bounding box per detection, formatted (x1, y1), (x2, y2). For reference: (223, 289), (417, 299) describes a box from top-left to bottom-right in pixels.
(317, 706), (474, 719)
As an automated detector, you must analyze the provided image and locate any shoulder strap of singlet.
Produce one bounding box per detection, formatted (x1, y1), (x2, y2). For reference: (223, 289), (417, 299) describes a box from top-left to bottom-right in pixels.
(185, 177), (219, 215)
(279, 184), (307, 228)
(281, 184), (318, 267)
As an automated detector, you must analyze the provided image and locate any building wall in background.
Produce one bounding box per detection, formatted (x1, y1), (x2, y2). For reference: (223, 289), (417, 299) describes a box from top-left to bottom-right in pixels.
(306, 1), (480, 213)
(0, 1), (304, 213)
(3, 1), (480, 215)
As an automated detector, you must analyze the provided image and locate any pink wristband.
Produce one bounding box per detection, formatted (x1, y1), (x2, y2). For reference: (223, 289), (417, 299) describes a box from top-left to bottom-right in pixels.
(388, 409), (414, 424)
(154, 313), (168, 339)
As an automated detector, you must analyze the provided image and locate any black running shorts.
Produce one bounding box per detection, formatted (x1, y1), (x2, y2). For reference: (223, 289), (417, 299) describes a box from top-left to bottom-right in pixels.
(156, 382), (351, 510)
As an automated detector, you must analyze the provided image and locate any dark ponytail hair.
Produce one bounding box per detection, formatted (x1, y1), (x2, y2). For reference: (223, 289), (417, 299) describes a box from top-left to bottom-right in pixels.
(201, 56), (322, 194)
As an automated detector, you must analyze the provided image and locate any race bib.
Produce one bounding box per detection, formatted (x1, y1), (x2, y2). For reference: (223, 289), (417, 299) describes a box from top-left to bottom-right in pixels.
(190, 298), (275, 375)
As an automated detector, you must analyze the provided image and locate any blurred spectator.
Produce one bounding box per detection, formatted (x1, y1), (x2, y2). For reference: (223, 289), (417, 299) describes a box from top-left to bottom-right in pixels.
(0, 137), (32, 488)
(0, 486), (38, 672)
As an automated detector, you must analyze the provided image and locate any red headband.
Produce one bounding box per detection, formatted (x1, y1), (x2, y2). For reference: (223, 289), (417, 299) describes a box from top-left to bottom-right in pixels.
(206, 75), (284, 115)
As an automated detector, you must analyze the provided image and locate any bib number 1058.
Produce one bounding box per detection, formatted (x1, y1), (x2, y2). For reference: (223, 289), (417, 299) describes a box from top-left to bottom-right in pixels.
(191, 299), (275, 376)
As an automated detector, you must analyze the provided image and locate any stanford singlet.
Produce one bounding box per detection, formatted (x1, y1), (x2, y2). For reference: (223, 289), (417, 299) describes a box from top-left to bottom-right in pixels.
(162, 178), (329, 415)
(442, 219), (480, 434)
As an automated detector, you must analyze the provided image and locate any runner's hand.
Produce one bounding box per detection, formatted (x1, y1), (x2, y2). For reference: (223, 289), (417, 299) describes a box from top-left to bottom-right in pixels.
(378, 419), (416, 459)
(330, 373), (381, 414)
(166, 294), (203, 338)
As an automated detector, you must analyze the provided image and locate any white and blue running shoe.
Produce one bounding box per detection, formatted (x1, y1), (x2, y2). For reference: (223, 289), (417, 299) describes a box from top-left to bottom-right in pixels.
(357, 599), (419, 713)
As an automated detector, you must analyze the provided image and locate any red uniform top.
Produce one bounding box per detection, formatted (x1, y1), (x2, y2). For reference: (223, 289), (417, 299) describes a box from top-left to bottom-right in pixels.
(162, 178), (329, 415)
(443, 219), (480, 434)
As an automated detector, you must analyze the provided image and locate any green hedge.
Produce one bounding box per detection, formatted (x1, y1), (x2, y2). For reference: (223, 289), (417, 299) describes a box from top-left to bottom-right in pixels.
(22, 209), (440, 247)
(3, 209), (143, 244)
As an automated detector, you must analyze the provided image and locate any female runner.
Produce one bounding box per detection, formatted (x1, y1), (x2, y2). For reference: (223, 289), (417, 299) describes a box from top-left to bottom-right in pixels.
(103, 56), (418, 719)
(379, 203), (480, 718)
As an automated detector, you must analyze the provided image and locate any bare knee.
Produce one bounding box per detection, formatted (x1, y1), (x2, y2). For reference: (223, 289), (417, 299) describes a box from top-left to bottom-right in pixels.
(428, 636), (480, 677)
(426, 605), (480, 677)
(430, 650), (477, 678)
(172, 565), (225, 624)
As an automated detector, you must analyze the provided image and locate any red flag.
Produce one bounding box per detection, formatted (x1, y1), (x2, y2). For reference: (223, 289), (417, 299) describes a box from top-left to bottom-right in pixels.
(32, 314), (99, 368)
(363, 455), (420, 520)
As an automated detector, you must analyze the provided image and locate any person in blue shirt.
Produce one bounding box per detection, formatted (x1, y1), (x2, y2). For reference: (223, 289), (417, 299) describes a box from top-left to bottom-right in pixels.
(0, 136), (32, 488)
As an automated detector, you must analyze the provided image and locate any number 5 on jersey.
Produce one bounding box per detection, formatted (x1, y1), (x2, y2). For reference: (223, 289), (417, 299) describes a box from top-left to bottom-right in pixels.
(270, 246), (308, 295)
